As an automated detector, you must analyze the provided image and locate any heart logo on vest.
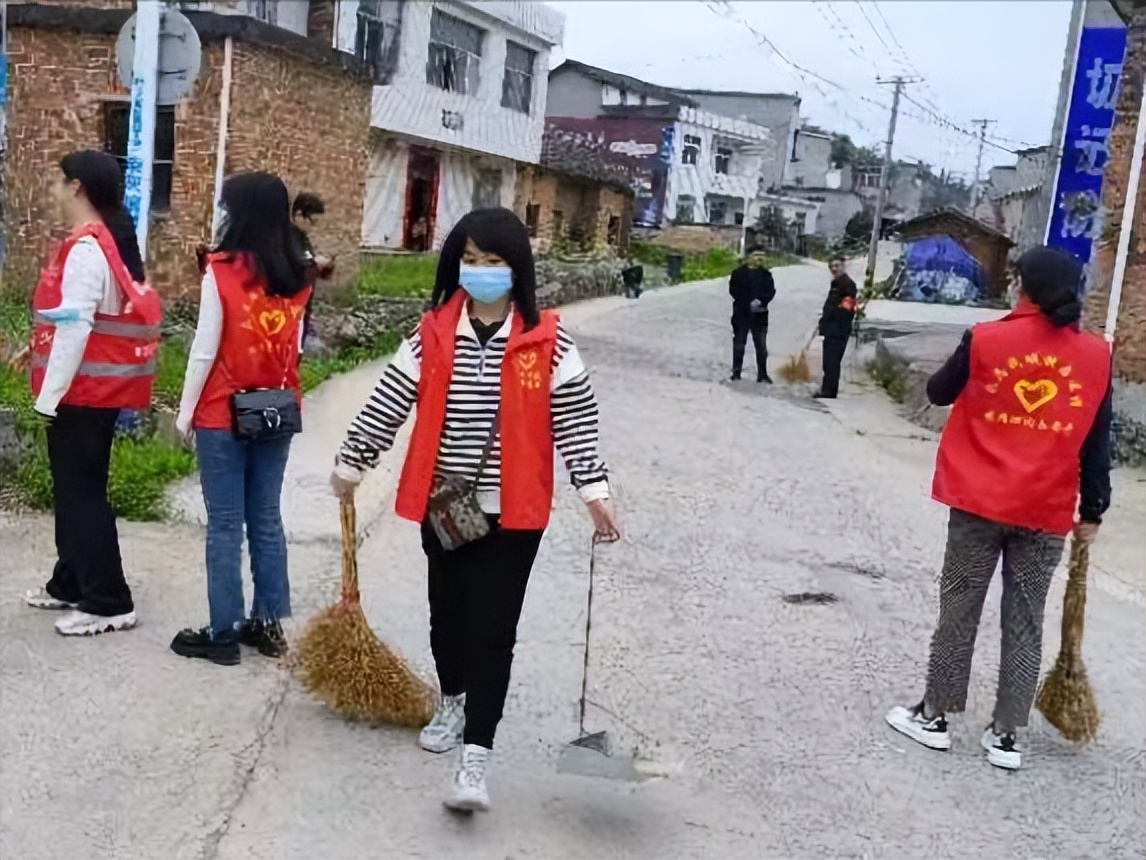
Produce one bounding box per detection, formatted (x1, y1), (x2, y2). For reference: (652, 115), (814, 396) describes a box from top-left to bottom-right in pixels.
(1013, 379), (1058, 414)
(258, 310), (287, 337)
(516, 350), (542, 390)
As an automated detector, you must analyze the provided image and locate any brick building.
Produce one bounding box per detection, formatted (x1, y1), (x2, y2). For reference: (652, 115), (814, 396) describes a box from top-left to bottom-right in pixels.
(1083, 2), (1146, 459)
(3, 2), (372, 298)
(895, 208), (1015, 297)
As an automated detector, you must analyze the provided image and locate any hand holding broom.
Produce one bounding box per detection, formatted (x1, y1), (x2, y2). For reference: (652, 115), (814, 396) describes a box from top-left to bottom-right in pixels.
(289, 495), (437, 728)
(1036, 529), (1100, 743)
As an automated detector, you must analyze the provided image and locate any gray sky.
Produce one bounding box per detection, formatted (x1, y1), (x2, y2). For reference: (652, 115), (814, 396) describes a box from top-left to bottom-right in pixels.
(547, 0), (1074, 179)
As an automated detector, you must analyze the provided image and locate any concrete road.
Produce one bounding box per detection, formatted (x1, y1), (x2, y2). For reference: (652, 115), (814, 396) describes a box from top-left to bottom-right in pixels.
(2, 260), (1142, 860)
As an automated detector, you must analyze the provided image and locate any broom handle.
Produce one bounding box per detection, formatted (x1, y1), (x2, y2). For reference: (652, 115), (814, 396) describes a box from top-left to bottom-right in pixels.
(340, 497), (360, 603)
(1060, 538), (1090, 656)
(578, 536), (599, 738)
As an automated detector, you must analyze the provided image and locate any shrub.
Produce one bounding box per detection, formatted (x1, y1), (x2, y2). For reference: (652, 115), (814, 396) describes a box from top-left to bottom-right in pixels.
(357, 254), (438, 299)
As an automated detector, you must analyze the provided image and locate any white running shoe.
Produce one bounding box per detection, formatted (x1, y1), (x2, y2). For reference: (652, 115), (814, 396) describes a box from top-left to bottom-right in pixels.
(419, 693), (466, 753)
(981, 725), (1022, 770)
(444, 744), (491, 813)
(54, 609), (137, 637)
(24, 588), (77, 611)
(885, 701), (952, 751)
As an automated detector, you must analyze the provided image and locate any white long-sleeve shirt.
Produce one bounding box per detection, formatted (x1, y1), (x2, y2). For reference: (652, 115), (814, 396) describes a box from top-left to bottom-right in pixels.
(34, 237), (121, 417)
(175, 266), (305, 434)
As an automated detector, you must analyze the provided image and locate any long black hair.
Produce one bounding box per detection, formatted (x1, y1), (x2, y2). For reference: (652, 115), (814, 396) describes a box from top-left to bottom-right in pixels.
(1017, 246), (1083, 328)
(431, 208), (540, 329)
(59, 150), (146, 282)
(214, 172), (308, 298)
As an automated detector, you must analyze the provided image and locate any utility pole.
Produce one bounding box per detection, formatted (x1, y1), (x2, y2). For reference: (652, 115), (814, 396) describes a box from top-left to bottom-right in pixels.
(1, 1), (8, 271)
(864, 76), (918, 294)
(969, 118), (995, 213)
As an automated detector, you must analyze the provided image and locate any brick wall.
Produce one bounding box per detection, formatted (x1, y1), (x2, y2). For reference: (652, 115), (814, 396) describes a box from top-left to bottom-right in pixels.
(515, 165), (632, 255)
(3, 22), (370, 298)
(1084, 10), (1146, 385)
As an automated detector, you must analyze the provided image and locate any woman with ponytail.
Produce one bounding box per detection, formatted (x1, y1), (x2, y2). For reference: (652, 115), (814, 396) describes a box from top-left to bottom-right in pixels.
(886, 245), (1113, 771)
(24, 150), (162, 637)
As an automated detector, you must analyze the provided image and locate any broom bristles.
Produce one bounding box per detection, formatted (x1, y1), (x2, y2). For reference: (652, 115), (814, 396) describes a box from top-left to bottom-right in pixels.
(777, 351), (811, 383)
(289, 600), (437, 727)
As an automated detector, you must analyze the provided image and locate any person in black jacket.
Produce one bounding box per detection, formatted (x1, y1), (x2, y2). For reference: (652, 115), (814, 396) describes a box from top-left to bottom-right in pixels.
(729, 250), (776, 382)
(815, 255), (858, 398)
(289, 192), (334, 358)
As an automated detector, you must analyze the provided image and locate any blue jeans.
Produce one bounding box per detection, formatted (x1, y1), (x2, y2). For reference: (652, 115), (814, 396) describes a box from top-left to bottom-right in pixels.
(196, 430), (293, 640)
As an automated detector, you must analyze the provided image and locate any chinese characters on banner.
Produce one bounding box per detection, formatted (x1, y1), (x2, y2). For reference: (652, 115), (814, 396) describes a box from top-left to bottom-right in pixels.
(1045, 24), (1127, 292)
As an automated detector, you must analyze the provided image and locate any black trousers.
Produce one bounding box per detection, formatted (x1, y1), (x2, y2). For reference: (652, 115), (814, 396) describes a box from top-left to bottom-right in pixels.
(422, 518), (543, 749)
(820, 334), (850, 398)
(44, 406), (134, 616)
(731, 311), (768, 378)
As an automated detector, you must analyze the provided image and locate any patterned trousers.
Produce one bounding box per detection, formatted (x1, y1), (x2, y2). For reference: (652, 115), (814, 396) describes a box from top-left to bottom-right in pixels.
(924, 508), (1065, 732)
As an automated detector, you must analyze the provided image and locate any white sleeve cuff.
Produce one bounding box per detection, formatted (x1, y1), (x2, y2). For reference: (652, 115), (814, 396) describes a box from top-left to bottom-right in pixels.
(334, 460), (366, 484)
(578, 481), (610, 504)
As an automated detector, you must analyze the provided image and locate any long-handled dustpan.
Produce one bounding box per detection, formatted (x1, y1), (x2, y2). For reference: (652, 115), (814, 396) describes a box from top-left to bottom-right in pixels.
(558, 537), (656, 782)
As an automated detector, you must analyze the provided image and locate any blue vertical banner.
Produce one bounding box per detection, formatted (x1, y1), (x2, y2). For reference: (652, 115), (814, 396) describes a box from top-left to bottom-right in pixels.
(123, 1), (161, 256)
(1045, 23), (1127, 289)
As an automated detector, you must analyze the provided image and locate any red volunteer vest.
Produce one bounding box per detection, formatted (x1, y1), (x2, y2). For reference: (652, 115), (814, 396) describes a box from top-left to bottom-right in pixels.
(395, 291), (559, 530)
(932, 302), (1110, 535)
(30, 223), (162, 410)
(194, 253), (312, 430)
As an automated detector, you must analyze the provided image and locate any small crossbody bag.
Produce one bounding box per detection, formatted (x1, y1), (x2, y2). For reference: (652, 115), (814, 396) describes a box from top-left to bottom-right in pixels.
(426, 409), (500, 551)
(225, 347), (302, 442)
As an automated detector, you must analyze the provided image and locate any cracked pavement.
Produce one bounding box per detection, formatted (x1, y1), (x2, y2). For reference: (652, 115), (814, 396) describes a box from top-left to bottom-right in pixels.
(2, 261), (1143, 859)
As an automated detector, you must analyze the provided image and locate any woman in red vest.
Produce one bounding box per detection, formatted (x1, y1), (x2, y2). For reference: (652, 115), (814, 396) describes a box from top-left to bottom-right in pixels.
(886, 246), (1112, 771)
(170, 173), (312, 667)
(330, 208), (620, 812)
(24, 150), (160, 637)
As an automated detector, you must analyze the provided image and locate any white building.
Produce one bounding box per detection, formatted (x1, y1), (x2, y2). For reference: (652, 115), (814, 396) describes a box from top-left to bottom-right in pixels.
(333, 1), (565, 250)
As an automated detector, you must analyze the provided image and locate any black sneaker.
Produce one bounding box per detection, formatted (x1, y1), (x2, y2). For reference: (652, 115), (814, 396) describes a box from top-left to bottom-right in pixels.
(730, 372), (742, 381)
(885, 701), (951, 750)
(170, 627), (240, 666)
(238, 617), (287, 658)
(758, 373), (773, 384)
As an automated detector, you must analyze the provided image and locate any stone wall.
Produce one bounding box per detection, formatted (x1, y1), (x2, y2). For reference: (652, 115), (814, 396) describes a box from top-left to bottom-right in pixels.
(515, 164), (632, 256)
(1083, 9), (1146, 463)
(3, 12), (370, 299)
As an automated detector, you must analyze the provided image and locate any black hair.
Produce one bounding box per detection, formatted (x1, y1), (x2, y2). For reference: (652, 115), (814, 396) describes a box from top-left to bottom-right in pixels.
(1017, 245), (1083, 328)
(59, 150), (146, 282)
(292, 191), (325, 220)
(829, 254), (846, 264)
(214, 172), (308, 298)
(430, 207), (540, 329)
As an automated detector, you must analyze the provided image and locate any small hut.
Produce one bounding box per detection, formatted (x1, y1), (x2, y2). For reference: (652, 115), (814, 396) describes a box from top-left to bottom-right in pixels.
(893, 208), (1015, 302)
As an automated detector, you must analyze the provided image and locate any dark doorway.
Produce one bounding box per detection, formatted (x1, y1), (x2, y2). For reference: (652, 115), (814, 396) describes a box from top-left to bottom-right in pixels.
(403, 147), (441, 252)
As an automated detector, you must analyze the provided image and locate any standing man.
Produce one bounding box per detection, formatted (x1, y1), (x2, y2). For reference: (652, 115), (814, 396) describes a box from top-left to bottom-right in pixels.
(290, 192), (334, 353)
(815, 255), (857, 399)
(729, 249), (776, 382)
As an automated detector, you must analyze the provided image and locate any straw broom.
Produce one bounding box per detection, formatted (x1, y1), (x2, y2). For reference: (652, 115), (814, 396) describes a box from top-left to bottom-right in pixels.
(289, 498), (437, 728)
(1036, 538), (1099, 743)
(778, 328), (817, 384)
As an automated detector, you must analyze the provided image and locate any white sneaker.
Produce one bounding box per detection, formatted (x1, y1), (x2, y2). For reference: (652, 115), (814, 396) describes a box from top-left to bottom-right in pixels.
(24, 588), (77, 611)
(444, 744), (491, 813)
(886, 701), (952, 751)
(54, 609), (137, 637)
(419, 693), (466, 753)
(981, 725), (1022, 770)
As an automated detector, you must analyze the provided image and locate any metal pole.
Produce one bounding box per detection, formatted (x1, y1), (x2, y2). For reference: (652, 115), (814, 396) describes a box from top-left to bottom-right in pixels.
(1104, 61), (1146, 347)
(1, 1), (8, 271)
(969, 119), (991, 212)
(211, 36), (234, 238)
(123, 0), (162, 257)
(864, 77), (905, 293)
(1040, 0), (1086, 246)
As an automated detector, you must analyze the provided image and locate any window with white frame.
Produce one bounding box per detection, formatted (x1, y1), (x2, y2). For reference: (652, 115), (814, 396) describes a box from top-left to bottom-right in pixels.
(714, 146), (732, 175)
(675, 195), (696, 223)
(249, 0), (277, 24)
(426, 9), (484, 95)
(501, 41), (536, 114)
(707, 199), (728, 225)
(682, 135), (701, 166)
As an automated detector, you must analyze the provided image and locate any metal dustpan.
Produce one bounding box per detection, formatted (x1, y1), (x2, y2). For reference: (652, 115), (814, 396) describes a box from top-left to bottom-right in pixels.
(558, 537), (656, 782)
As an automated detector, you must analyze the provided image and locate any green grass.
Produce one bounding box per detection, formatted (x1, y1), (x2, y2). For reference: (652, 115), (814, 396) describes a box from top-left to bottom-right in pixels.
(357, 254), (438, 298)
(630, 240), (795, 283)
(153, 338), (190, 410)
(298, 328), (404, 392)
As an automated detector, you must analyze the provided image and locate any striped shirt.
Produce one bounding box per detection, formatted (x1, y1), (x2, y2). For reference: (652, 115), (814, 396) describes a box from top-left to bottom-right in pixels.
(336, 308), (609, 512)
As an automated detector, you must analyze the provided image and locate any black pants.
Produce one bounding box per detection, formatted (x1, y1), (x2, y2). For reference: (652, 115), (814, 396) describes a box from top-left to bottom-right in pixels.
(44, 406), (134, 616)
(731, 311), (768, 379)
(422, 518), (543, 749)
(820, 334), (849, 398)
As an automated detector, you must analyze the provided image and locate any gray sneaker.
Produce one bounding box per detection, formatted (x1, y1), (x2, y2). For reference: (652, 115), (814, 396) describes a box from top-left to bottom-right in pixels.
(419, 693), (465, 753)
(444, 744), (491, 813)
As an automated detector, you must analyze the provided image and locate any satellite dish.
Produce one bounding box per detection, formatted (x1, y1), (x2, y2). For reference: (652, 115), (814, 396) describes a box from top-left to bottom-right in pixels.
(116, 8), (202, 106)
